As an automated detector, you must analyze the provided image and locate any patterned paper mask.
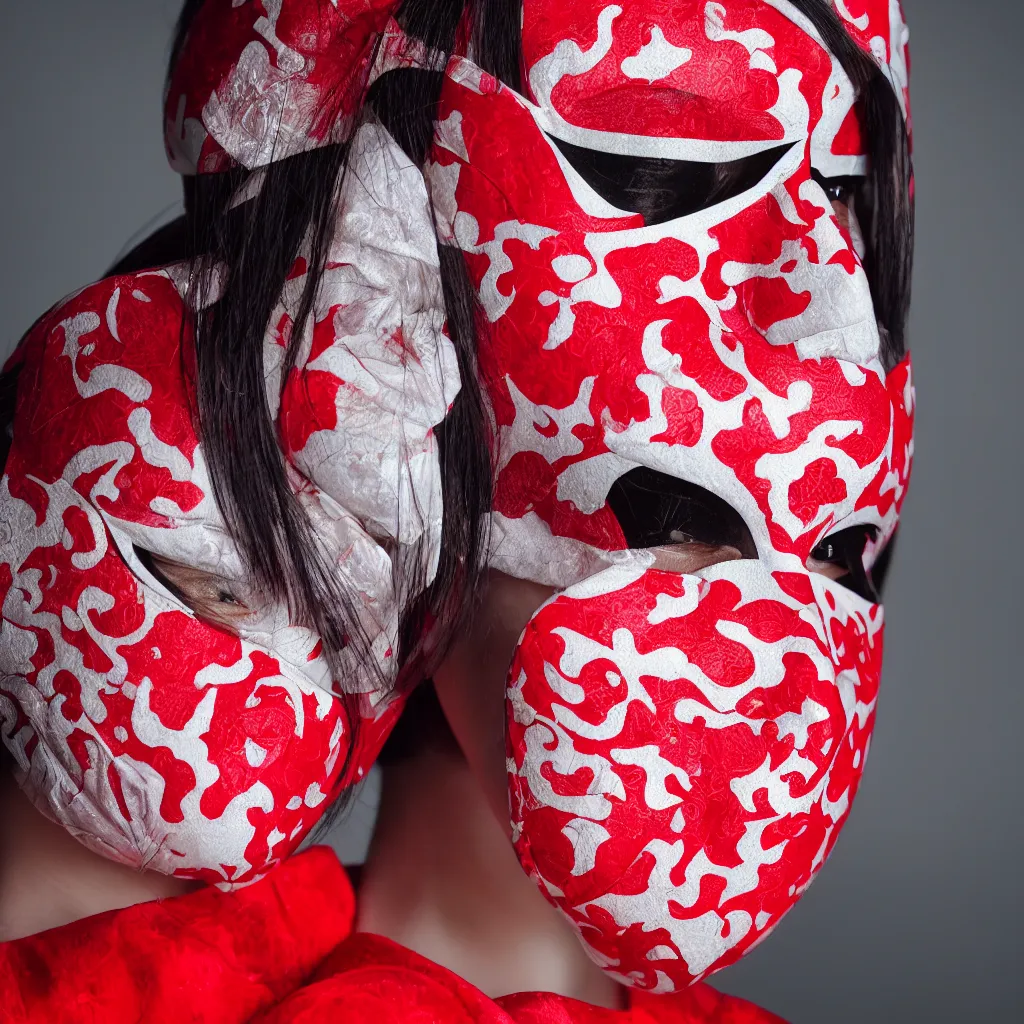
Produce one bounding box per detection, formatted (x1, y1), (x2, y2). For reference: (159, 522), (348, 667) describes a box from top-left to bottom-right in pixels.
(164, 0), (399, 174)
(0, 118), (457, 888)
(428, 0), (913, 992)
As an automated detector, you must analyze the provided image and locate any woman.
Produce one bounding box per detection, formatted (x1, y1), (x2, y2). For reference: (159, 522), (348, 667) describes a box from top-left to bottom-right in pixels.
(0, 1), (914, 1020)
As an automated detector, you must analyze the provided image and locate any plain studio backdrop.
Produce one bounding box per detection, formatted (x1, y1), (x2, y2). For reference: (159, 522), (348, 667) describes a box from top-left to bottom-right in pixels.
(1, 3), (1020, 1021)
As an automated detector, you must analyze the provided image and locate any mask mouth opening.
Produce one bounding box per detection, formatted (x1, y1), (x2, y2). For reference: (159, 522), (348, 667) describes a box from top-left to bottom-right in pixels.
(606, 467), (891, 602)
(606, 467), (758, 557)
(547, 136), (795, 226)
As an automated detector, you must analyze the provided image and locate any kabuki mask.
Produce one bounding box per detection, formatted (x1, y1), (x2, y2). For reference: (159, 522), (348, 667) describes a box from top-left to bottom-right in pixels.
(427, 0), (914, 993)
(0, 0), (459, 887)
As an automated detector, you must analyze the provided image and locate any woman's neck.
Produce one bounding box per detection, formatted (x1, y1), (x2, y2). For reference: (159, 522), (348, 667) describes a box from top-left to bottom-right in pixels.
(355, 749), (626, 1009)
(0, 769), (197, 942)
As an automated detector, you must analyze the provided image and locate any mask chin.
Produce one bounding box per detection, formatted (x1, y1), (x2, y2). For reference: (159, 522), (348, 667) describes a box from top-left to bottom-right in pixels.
(504, 558), (882, 990)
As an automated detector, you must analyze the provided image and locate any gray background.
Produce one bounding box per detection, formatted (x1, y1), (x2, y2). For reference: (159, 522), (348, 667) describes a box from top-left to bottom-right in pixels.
(1, 2), (1020, 1021)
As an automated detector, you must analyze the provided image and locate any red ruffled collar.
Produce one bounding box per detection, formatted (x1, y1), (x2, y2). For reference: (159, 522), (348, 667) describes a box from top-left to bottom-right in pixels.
(0, 848), (785, 1023)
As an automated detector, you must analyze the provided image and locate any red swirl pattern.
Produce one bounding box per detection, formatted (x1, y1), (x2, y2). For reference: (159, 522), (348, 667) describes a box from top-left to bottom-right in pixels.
(164, 0), (399, 173)
(0, 258), (440, 886)
(507, 560), (884, 989)
(427, 0), (914, 991)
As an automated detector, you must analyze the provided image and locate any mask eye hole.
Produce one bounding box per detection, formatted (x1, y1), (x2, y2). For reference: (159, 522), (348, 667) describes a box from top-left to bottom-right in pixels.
(550, 137), (794, 226)
(808, 525), (884, 601)
(133, 545), (253, 633)
(606, 467), (758, 571)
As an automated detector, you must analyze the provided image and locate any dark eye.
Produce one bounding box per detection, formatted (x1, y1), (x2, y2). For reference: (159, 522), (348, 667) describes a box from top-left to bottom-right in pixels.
(812, 171), (859, 207)
(606, 467), (757, 556)
(551, 138), (794, 226)
(811, 169), (873, 238)
(809, 525), (884, 601)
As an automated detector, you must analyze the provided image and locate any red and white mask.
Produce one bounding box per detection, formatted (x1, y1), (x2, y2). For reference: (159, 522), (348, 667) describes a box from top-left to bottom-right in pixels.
(164, 0), (398, 174)
(0, 111), (457, 886)
(2, 0), (914, 983)
(428, 0), (913, 992)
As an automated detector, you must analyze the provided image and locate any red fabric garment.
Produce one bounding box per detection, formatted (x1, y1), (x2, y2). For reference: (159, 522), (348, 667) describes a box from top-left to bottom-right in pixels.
(0, 847), (353, 1024)
(0, 848), (786, 1024)
(254, 929), (788, 1023)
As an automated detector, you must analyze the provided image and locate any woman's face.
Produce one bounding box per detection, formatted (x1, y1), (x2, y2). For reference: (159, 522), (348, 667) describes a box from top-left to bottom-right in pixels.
(1, 103), (461, 889)
(429, 0), (913, 992)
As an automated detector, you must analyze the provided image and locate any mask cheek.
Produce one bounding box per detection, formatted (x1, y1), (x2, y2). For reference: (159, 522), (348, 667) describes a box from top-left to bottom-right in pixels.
(505, 563), (881, 992)
(722, 186), (879, 365)
(3, 576), (352, 888)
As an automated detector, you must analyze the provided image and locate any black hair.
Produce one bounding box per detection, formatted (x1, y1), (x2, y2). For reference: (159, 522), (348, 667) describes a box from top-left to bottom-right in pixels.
(162, 0), (912, 781)
(162, 2), (499, 805)
(0, 365), (18, 479)
(789, 0), (914, 369)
